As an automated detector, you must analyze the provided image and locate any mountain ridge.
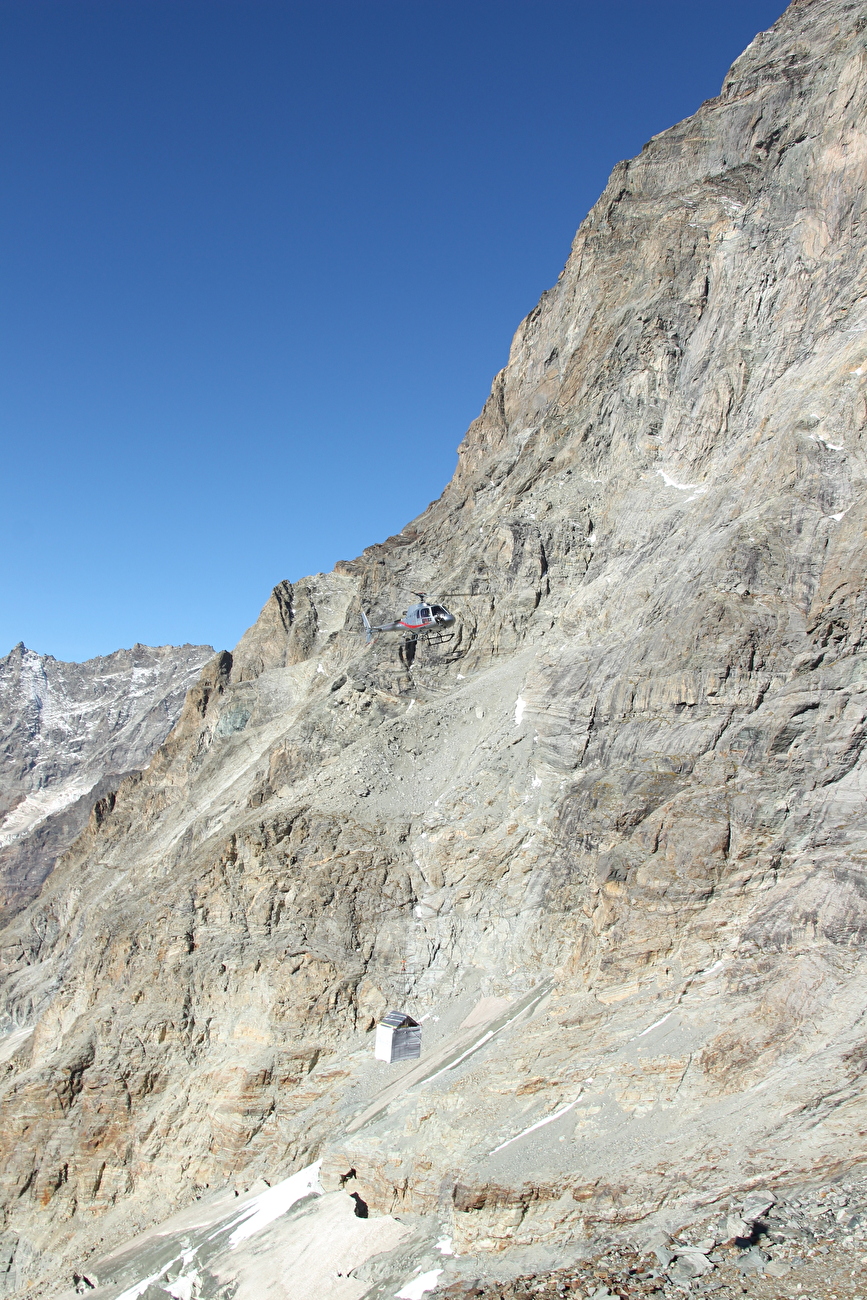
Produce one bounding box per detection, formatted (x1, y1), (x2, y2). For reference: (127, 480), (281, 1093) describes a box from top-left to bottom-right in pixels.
(0, 640), (215, 924)
(2, 1), (867, 1294)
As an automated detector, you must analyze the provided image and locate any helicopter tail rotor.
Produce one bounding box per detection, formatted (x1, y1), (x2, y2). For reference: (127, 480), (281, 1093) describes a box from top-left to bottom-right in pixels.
(361, 610), (374, 643)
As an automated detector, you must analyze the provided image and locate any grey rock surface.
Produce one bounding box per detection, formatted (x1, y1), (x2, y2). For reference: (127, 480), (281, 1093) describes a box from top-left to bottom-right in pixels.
(1, 1), (867, 1296)
(50, 1168), (867, 1300)
(0, 642), (214, 919)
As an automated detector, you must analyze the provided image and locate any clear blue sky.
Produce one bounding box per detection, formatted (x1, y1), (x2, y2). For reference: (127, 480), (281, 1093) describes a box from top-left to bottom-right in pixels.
(0, 0), (787, 662)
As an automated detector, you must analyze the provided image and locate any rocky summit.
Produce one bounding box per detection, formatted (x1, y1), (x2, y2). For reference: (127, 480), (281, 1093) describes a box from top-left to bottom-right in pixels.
(0, 642), (214, 926)
(2, 1), (867, 1296)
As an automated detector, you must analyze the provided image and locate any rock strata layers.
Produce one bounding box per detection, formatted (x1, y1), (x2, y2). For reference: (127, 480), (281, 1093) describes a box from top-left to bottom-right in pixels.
(2, 1), (867, 1295)
(0, 642), (214, 921)
(437, 1174), (867, 1299)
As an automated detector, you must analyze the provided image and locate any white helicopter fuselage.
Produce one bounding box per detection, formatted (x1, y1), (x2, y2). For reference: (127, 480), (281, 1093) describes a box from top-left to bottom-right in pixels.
(362, 601), (456, 641)
(395, 602), (455, 634)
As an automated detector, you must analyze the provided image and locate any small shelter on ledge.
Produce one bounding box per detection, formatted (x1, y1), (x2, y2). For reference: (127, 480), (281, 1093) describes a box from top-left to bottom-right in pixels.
(374, 1010), (422, 1063)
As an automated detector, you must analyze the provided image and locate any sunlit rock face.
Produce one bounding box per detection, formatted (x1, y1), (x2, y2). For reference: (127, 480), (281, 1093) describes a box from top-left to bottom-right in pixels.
(0, 642), (214, 922)
(3, 1), (867, 1294)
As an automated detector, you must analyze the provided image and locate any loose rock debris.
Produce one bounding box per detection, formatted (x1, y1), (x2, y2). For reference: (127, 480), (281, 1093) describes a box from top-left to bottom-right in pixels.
(440, 1179), (867, 1300)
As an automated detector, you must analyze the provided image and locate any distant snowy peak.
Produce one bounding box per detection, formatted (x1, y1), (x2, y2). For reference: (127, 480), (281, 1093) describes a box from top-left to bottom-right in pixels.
(0, 639), (214, 917)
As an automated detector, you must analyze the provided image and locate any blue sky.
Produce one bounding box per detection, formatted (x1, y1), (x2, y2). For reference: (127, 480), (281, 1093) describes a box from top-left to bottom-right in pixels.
(0, 0), (788, 662)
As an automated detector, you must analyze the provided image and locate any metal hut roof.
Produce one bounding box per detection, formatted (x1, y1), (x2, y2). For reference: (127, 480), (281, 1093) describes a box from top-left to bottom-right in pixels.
(379, 1009), (419, 1029)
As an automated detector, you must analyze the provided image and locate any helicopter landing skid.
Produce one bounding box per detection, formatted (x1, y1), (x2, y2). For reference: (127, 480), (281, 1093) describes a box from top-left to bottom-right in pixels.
(403, 631), (454, 647)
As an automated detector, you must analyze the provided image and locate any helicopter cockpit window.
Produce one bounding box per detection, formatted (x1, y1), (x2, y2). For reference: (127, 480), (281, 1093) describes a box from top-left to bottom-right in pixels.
(430, 605), (446, 616)
(420, 607), (431, 619)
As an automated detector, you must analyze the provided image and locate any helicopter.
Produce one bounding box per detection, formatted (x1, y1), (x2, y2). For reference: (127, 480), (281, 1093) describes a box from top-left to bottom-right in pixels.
(361, 592), (457, 646)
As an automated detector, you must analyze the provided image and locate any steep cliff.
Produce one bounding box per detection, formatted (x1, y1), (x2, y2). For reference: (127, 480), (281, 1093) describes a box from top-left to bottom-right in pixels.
(0, 643), (214, 924)
(2, 1), (867, 1295)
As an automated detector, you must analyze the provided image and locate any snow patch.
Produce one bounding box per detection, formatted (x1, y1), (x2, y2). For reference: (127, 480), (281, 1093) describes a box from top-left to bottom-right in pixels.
(117, 1276), (163, 1300)
(435, 1236), (455, 1255)
(221, 1161), (323, 1249)
(117, 1248), (200, 1300)
(117, 1276), (161, 1300)
(695, 959), (726, 979)
(638, 1012), (672, 1037)
(396, 1268), (444, 1298)
(0, 781), (93, 849)
(810, 433), (844, 452)
(0, 1026), (33, 1068)
(117, 1260), (180, 1300)
(490, 1099), (580, 1154)
(656, 470), (708, 501)
(515, 697), (527, 727)
(656, 469), (696, 491)
(165, 1270), (201, 1300)
(425, 1031), (494, 1084)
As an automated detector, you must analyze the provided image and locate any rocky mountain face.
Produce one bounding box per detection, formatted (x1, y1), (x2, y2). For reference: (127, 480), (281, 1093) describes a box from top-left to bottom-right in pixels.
(1, 1), (867, 1296)
(0, 643), (214, 922)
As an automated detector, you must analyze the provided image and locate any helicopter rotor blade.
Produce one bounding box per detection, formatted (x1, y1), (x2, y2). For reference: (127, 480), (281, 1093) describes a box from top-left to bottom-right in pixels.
(388, 584), (495, 610)
(396, 586), (493, 598)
